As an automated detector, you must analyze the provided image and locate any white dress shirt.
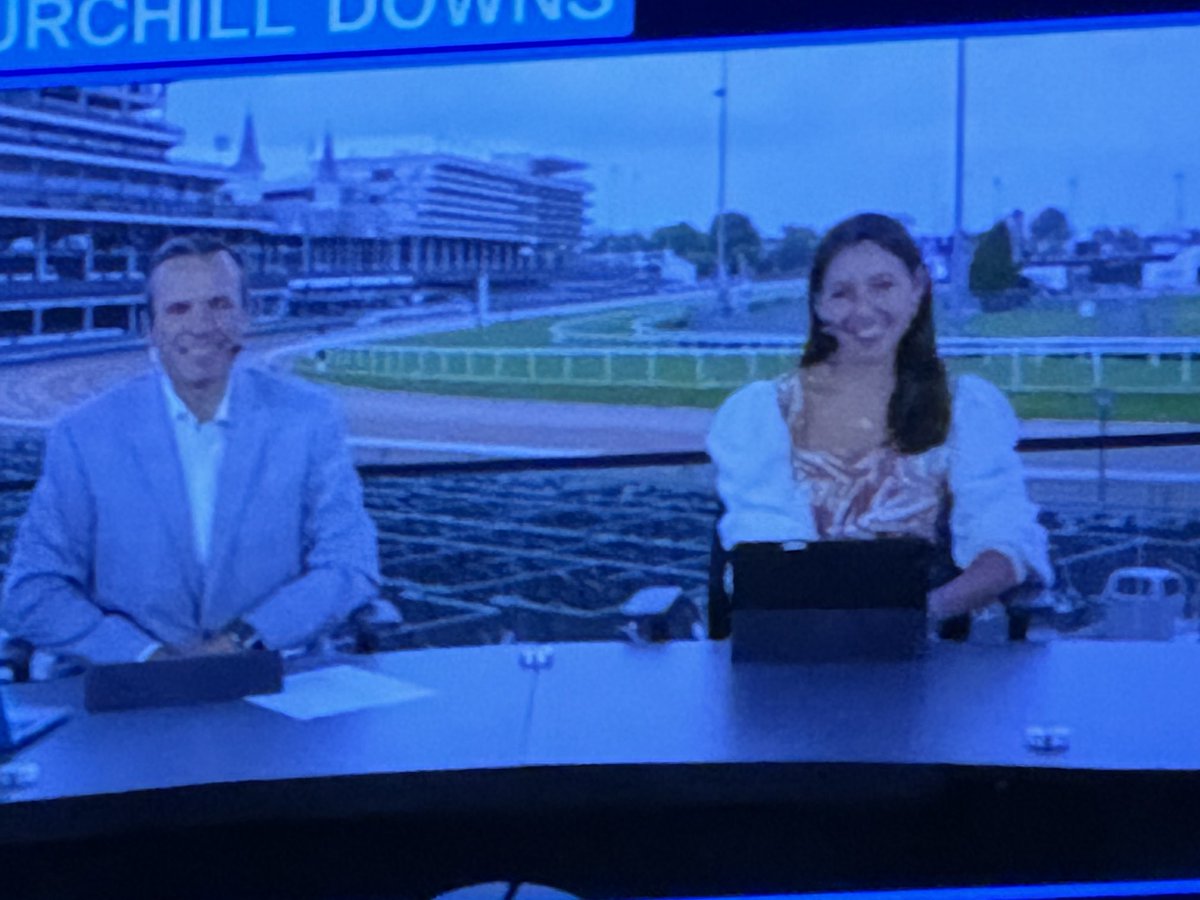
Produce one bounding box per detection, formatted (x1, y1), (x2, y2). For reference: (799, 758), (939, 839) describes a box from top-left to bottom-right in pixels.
(133, 376), (231, 662)
(160, 374), (232, 568)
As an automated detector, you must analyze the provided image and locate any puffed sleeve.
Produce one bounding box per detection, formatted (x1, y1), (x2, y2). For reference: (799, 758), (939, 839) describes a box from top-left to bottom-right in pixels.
(946, 375), (1052, 585)
(706, 380), (817, 550)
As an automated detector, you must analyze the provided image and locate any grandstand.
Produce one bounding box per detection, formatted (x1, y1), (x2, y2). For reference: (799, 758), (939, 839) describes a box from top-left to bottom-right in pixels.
(258, 147), (590, 279)
(0, 84), (275, 340)
(0, 84), (623, 346)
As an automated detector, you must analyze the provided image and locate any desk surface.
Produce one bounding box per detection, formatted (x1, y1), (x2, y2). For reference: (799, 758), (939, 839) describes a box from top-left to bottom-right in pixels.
(525, 638), (1200, 771)
(2, 639), (1200, 898)
(7, 638), (1199, 801)
(5, 645), (536, 805)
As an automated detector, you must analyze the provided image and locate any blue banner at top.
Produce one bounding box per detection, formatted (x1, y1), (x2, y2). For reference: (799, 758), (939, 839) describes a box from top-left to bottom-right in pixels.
(0, 0), (634, 78)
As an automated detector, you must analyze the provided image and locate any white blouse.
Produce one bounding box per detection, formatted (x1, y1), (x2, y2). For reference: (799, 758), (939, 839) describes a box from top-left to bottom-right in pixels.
(706, 373), (1053, 585)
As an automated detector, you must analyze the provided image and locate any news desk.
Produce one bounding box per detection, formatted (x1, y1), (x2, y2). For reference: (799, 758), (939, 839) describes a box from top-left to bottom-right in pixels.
(2, 640), (1200, 899)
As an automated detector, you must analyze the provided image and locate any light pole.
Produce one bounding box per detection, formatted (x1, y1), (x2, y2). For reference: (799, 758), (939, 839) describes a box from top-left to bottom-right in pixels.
(1175, 171), (1186, 229)
(1093, 388), (1114, 508)
(949, 38), (969, 307)
(1068, 176), (1079, 225)
(715, 53), (731, 315)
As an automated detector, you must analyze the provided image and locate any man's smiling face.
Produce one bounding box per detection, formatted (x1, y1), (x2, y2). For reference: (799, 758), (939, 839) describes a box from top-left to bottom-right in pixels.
(149, 251), (247, 393)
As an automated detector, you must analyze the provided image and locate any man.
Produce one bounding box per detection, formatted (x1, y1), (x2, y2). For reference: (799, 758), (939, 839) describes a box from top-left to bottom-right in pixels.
(1, 236), (379, 664)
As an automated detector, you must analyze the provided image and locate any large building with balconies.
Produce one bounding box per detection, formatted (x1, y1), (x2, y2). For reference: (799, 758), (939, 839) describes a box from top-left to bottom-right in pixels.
(253, 137), (591, 290)
(0, 83), (597, 342)
(0, 84), (281, 339)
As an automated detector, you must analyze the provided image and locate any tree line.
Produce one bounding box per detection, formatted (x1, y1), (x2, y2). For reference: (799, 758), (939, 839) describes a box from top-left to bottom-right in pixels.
(588, 213), (819, 279)
(594, 206), (1156, 301)
(970, 206), (1151, 307)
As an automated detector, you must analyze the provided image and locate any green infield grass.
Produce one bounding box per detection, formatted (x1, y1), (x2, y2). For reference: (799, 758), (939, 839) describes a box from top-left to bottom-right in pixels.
(297, 296), (1200, 421)
(962, 293), (1200, 337)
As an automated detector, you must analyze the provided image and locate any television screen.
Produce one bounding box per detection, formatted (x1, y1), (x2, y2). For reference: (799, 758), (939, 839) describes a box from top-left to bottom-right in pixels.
(2, 5), (1200, 898)
(0, 10), (1196, 663)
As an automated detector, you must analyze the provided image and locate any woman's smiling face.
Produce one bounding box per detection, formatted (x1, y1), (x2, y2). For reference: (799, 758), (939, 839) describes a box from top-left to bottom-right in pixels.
(813, 240), (927, 365)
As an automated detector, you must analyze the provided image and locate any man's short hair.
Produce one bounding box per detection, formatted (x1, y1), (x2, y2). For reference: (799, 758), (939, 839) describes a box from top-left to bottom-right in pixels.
(145, 235), (249, 324)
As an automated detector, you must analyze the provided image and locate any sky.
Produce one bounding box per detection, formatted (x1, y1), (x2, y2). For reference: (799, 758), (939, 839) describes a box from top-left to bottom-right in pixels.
(164, 22), (1200, 239)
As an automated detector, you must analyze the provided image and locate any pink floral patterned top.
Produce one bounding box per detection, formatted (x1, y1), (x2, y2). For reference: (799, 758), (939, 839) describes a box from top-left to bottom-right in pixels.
(776, 370), (947, 542)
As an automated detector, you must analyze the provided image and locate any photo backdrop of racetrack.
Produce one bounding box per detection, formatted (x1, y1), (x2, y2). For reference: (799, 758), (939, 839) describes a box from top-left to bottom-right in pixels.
(1, 22), (1199, 648)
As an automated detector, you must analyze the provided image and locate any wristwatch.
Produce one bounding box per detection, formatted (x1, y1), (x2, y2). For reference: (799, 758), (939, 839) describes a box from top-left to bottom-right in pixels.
(225, 618), (266, 652)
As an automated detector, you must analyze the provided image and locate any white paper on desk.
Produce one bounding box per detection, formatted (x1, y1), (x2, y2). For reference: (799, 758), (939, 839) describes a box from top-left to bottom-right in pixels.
(246, 664), (435, 721)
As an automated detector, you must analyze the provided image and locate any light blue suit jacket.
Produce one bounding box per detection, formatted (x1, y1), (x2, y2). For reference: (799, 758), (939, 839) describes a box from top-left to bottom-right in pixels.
(1, 365), (380, 664)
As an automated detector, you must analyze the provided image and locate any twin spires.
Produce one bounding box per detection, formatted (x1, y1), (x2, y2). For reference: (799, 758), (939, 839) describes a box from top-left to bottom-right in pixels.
(231, 113), (338, 183)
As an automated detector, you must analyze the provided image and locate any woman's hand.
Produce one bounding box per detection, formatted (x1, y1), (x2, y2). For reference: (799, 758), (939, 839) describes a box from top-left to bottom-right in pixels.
(928, 550), (1020, 624)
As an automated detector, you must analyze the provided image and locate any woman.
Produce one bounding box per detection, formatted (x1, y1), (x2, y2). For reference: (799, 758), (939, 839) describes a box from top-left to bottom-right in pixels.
(707, 213), (1051, 629)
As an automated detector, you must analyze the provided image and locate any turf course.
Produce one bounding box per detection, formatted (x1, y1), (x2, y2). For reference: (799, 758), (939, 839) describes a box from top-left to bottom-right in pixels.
(297, 298), (1200, 421)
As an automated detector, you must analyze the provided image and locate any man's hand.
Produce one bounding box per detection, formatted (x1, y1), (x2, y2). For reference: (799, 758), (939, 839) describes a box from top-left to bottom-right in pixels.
(149, 633), (241, 660)
(191, 633), (241, 656)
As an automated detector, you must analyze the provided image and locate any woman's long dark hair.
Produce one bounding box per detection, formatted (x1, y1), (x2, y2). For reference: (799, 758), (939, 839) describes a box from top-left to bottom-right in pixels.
(800, 213), (951, 454)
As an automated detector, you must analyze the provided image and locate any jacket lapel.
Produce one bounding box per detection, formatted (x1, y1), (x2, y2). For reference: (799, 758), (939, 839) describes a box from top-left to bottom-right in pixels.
(203, 368), (270, 617)
(125, 373), (205, 602)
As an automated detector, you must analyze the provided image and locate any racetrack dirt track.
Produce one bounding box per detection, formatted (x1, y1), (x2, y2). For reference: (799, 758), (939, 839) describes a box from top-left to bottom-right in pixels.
(0, 332), (1197, 475)
(0, 335), (714, 461)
